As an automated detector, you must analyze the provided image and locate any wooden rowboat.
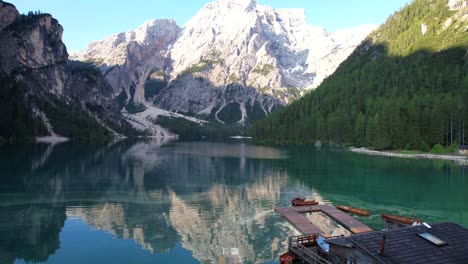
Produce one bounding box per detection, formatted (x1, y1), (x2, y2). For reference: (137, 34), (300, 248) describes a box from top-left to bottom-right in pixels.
(381, 214), (422, 225)
(291, 197), (318, 206)
(336, 205), (370, 216)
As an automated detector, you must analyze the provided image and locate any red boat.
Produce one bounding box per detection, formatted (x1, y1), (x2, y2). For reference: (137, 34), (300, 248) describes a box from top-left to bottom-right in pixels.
(291, 197), (318, 206)
(381, 214), (422, 225)
(336, 205), (370, 216)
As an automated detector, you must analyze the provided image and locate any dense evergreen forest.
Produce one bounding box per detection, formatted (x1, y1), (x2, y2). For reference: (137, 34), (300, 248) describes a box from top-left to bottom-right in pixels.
(253, 0), (468, 151)
(156, 116), (247, 140)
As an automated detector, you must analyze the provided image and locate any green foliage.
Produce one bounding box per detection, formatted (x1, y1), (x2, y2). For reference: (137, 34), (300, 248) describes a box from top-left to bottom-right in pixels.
(9, 12), (50, 30)
(84, 58), (105, 66)
(431, 144), (445, 153)
(125, 101), (146, 114)
(39, 97), (111, 141)
(68, 60), (101, 75)
(203, 50), (225, 65)
(0, 77), (48, 140)
(180, 51), (225, 76)
(420, 141), (431, 152)
(181, 63), (208, 75)
(430, 143), (458, 154)
(216, 102), (242, 124)
(252, 64), (275, 76)
(259, 86), (270, 93)
(144, 79), (167, 99)
(448, 144), (458, 153)
(228, 74), (240, 83)
(149, 70), (165, 77)
(26, 10), (46, 16)
(253, 0), (468, 150)
(155, 116), (246, 140)
(116, 89), (128, 110)
(0, 73), (120, 142)
(283, 87), (301, 100)
(372, 0), (465, 57)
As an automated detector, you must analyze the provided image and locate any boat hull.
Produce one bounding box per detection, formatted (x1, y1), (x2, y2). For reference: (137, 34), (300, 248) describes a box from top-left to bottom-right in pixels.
(291, 198), (318, 206)
(381, 214), (422, 225)
(336, 205), (370, 216)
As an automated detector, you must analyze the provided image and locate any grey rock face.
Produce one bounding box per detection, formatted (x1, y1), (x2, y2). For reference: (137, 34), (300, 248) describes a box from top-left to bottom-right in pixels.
(72, 0), (375, 125)
(155, 74), (280, 125)
(69, 70), (126, 130)
(0, 1), (18, 31)
(0, 14), (69, 96)
(71, 19), (180, 103)
(0, 2), (132, 136)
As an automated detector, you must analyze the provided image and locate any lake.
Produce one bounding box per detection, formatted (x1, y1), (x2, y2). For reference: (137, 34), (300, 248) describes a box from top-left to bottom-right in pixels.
(0, 140), (467, 264)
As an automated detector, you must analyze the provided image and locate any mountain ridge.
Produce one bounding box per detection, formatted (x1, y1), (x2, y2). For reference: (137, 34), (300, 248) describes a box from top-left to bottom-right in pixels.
(71, 0), (376, 126)
(253, 0), (468, 150)
(0, 1), (134, 141)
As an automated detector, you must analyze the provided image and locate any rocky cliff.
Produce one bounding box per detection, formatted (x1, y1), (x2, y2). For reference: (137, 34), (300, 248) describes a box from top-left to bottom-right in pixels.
(71, 19), (180, 104)
(72, 0), (375, 125)
(0, 7), (68, 96)
(0, 1), (132, 140)
(0, 1), (16, 30)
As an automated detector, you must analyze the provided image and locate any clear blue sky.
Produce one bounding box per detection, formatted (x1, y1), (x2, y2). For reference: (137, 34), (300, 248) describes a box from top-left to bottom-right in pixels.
(8, 0), (410, 52)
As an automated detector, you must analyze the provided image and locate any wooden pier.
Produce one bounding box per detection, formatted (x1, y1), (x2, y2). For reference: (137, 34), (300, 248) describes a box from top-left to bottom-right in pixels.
(275, 204), (373, 236)
(275, 207), (328, 236)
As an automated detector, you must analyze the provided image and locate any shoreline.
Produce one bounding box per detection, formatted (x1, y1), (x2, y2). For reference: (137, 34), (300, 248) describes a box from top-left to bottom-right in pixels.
(350, 147), (468, 164)
(36, 136), (70, 144)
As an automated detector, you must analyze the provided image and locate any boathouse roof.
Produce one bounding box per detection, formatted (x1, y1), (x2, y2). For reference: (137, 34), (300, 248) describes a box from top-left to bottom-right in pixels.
(327, 222), (468, 264)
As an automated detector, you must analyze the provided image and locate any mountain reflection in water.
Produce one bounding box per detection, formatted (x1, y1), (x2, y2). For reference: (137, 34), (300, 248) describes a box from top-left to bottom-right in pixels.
(0, 140), (466, 264)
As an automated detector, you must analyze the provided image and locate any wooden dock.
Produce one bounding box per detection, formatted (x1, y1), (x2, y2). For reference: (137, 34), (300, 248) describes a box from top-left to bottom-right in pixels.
(275, 207), (328, 236)
(275, 204), (373, 236)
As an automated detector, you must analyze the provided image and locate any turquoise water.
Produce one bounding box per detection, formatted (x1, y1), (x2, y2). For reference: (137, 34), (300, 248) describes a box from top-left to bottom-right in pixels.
(0, 140), (467, 263)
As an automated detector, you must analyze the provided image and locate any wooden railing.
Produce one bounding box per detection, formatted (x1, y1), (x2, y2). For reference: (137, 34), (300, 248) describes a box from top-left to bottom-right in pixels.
(288, 234), (332, 264)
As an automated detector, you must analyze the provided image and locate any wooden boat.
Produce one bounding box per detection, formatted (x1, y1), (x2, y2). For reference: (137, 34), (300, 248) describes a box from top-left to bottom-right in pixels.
(336, 205), (370, 216)
(381, 214), (422, 225)
(291, 197), (318, 206)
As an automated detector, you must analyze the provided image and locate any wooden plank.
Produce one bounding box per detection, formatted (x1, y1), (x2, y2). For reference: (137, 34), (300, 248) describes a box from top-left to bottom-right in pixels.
(291, 205), (322, 213)
(275, 207), (327, 236)
(287, 205), (373, 234)
(276, 204), (373, 236)
(314, 205), (373, 234)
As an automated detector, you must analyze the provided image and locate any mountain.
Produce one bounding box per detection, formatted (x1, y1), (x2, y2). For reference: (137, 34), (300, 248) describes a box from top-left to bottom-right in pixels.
(71, 0), (375, 126)
(0, 1), (133, 142)
(70, 19), (180, 104)
(253, 0), (468, 150)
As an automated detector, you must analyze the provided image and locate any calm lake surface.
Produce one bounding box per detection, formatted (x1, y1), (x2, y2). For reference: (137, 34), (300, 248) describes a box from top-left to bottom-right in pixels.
(0, 140), (467, 264)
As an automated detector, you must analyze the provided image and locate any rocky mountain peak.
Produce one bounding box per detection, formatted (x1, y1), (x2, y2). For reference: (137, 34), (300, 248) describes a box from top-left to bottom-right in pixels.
(448, 0), (467, 10)
(73, 0), (375, 126)
(71, 19), (180, 102)
(0, 1), (134, 141)
(203, 0), (257, 12)
(71, 19), (179, 66)
(0, 0), (19, 31)
(130, 19), (178, 44)
(0, 8), (68, 96)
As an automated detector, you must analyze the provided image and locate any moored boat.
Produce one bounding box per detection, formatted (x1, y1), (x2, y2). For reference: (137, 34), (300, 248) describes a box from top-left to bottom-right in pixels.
(336, 205), (370, 216)
(381, 213), (422, 225)
(291, 197), (318, 206)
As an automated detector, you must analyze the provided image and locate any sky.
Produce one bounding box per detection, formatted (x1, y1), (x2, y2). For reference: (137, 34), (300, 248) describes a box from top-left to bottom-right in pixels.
(9, 0), (411, 52)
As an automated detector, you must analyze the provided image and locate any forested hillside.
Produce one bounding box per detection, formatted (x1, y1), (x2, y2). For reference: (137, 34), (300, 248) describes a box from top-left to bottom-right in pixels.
(253, 0), (468, 150)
